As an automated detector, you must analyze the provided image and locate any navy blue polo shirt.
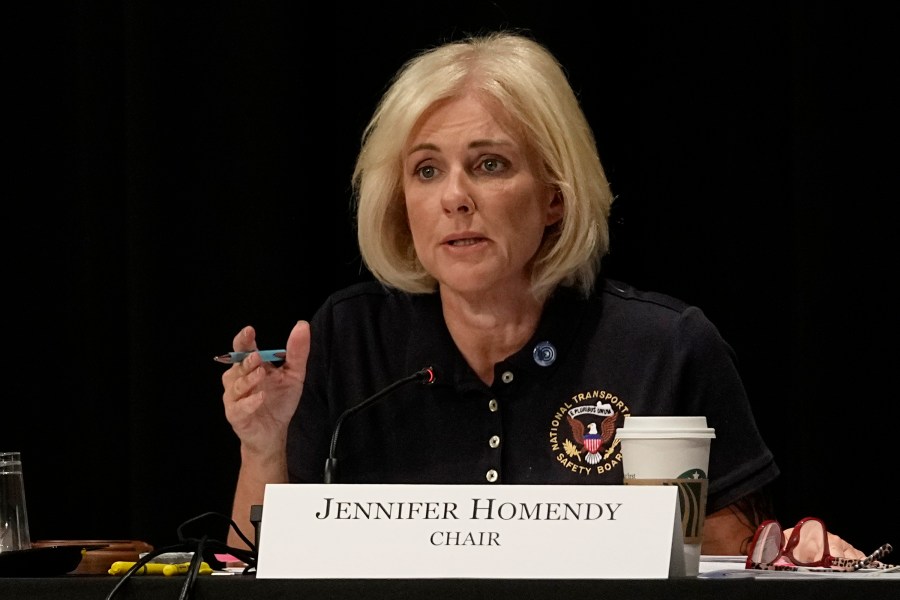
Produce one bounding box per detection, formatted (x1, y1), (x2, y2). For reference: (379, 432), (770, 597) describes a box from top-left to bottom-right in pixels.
(287, 278), (779, 513)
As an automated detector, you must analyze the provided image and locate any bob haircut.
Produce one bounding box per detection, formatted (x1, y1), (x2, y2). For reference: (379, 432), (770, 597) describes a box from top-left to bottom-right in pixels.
(353, 31), (613, 300)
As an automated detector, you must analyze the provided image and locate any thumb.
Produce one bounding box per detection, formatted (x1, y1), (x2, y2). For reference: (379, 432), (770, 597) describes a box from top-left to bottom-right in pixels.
(284, 320), (311, 374)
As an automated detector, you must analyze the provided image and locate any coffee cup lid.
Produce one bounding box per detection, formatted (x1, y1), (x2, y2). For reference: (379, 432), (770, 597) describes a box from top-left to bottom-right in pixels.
(615, 429), (716, 439)
(617, 416), (715, 438)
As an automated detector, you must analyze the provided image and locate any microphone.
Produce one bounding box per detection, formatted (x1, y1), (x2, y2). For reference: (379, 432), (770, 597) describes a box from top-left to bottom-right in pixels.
(323, 366), (437, 483)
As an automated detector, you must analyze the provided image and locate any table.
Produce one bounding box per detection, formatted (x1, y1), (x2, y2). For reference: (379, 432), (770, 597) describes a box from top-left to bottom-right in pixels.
(2, 575), (898, 600)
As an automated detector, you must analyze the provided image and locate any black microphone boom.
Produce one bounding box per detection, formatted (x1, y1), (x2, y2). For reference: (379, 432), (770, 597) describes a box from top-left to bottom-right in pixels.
(323, 366), (437, 483)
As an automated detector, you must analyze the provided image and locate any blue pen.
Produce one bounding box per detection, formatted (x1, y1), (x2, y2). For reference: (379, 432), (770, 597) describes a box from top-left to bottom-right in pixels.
(213, 349), (286, 364)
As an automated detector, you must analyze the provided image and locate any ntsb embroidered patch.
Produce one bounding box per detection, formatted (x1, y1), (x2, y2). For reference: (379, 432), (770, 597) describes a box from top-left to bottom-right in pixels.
(547, 390), (628, 478)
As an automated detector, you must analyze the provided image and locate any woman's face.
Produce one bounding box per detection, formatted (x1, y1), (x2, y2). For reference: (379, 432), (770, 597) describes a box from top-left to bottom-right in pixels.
(402, 93), (562, 299)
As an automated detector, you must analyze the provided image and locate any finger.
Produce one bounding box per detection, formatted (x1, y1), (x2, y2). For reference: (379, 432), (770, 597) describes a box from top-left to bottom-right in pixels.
(224, 388), (265, 429)
(284, 320), (311, 374)
(239, 360), (266, 394)
(828, 534), (865, 559)
(223, 358), (263, 403)
(233, 324), (257, 352)
(832, 545), (864, 560)
(222, 351), (256, 391)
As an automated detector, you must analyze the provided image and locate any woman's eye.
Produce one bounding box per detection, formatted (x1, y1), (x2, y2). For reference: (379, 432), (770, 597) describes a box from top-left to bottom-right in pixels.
(481, 158), (504, 173)
(417, 165), (437, 180)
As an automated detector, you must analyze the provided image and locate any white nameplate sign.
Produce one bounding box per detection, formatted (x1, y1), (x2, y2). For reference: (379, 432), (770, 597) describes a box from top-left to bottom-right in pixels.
(256, 483), (684, 579)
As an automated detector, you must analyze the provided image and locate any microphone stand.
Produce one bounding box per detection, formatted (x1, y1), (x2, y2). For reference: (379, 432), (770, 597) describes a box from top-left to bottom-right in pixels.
(324, 366), (436, 483)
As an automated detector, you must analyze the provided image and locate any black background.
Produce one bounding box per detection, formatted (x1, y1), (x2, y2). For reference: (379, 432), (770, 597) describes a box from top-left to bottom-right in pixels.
(8, 2), (897, 555)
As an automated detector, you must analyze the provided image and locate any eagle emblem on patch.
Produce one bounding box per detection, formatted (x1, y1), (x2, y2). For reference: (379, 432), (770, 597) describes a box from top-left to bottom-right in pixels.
(567, 412), (618, 465)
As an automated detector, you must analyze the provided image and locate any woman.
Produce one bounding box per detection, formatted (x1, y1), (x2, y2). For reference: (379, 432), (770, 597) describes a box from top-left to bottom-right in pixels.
(221, 31), (863, 560)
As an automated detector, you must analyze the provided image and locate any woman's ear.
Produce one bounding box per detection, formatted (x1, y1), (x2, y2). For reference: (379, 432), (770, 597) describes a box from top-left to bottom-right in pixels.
(545, 189), (564, 225)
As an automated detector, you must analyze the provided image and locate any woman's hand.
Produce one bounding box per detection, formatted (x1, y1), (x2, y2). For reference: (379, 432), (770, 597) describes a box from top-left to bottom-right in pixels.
(221, 320), (310, 455)
(782, 526), (867, 562)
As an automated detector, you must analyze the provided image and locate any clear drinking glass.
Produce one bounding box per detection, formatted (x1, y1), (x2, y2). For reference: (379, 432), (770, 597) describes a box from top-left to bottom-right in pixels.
(0, 451), (32, 552)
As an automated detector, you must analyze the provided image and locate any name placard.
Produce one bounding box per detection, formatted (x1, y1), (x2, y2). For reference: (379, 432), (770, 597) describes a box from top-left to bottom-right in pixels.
(256, 484), (684, 579)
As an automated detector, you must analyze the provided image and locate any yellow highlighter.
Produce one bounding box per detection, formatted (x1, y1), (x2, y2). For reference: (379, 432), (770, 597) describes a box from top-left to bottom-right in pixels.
(109, 561), (213, 576)
(109, 561), (167, 576)
(162, 562), (213, 576)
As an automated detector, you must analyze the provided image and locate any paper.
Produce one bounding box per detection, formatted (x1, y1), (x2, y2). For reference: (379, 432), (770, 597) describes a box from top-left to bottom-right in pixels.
(257, 483), (684, 579)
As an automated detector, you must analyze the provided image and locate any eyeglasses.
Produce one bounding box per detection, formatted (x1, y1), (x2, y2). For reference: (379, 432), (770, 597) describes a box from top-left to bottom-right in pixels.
(745, 517), (895, 572)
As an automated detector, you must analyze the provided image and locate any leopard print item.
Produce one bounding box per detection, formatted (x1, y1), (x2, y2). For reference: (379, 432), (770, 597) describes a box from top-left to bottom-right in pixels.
(832, 542), (894, 571)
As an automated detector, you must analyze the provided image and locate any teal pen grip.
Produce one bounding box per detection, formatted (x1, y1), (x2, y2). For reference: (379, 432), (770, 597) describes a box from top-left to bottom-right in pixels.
(214, 349), (286, 364)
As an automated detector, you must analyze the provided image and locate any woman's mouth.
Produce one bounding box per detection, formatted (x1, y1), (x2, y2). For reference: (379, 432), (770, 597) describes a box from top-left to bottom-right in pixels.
(447, 238), (483, 247)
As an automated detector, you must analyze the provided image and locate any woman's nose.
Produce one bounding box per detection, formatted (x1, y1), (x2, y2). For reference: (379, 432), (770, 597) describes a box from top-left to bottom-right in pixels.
(440, 170), (476, 215)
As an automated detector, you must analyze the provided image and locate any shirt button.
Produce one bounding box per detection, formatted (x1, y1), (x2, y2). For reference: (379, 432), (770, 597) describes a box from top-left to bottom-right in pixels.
(488, 399), (499, 412)
(489, 435), (500, 449)
(485, 469), (498, 483)
(501, 371), (514, 384)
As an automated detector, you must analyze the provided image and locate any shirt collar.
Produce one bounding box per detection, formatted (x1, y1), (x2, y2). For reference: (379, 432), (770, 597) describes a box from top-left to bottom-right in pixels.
(403, 286), (590, 392)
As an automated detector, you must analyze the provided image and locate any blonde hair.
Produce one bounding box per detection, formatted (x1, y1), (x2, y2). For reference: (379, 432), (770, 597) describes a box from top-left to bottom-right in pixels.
(353, 31), (613, 300)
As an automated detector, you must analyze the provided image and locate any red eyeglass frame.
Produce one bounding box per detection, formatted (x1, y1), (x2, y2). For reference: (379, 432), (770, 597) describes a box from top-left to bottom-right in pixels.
(745, 516), (835, 570)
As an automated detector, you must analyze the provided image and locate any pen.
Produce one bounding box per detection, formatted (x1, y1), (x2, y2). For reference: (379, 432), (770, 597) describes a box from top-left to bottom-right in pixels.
(214, 350), (286, 364)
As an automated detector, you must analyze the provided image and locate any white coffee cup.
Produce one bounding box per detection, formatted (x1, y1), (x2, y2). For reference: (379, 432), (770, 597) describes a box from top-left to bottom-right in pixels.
(616, 416), (715, 576)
